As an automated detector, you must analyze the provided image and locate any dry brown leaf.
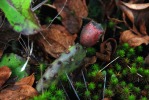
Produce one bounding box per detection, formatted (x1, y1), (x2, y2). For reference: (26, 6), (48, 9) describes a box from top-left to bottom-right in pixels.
(0, 74), (37, 100)
(145, 54), (149, 67)
(83, 56), (97, 68)
(0, 66), (11, 87)
(0, 85), (38, 100)
(96, 38), (117, 62)
(15, 74), (35, 86)
(54, 0), (88, 34)
(116, 1), (149, 35)
(37, 25), (77, 58)
(120, 30), (149, 47)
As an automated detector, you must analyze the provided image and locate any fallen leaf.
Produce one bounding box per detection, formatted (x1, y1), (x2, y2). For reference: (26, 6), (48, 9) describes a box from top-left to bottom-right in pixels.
(15, 74), (35, 86)
(36, 25), (77, 58)
(83, 56), (97, 68)
(0, 30), (19, 58)
(145, 54), (149, 67)
(54, 0), (88, 34)
(116, 1), (149, 35)
(0, 74), (38, 100)
(0, 0), (40, 35)
(0, 66), (11, 87)
(96, 38), (117, 62)
(120, 30), (149, 47)
(0, 85), (38, 100)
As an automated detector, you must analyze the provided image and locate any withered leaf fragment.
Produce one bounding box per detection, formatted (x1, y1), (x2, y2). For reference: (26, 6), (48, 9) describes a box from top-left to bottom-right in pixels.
(120, 30), (149, 47)
(116, 1), (149, 35)
(0, 74), (38, 100)
(37, 25), (77, 58)
(15, 73), (35, 86)
(0, 66), (11, 87)
(96, 38), (117, 62)
(54, 0), (88, 34)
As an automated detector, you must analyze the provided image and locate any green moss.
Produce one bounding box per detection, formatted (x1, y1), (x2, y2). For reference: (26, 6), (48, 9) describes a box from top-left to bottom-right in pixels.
(115, 63), (122, 71)
(86, 47), (96, 56)
(88, 82), (96, 90)
(84, 90), (91, 97)
(75, 81), (84, 89)
(122, 43), (130, 51)
(104, 89), (114, 97)
(122, 87), (131, 96)
(135, 56), (144, 64)
(140, 97), (148, 100)
(116, 50), (125, 57)
(128, 94), (136, 100)
(55, 89), (65, 98)
(130, 67), (137, 74)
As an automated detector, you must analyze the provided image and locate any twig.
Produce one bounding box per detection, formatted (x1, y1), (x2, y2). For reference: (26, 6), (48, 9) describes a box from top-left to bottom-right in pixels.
(127, 65), (143, 78)
(81, 70), (92, 100)
(102, 71), (107, 100)
(31, 0), (48, 11)
(65, 72), (80, 100)
(100, 56), (120, 72)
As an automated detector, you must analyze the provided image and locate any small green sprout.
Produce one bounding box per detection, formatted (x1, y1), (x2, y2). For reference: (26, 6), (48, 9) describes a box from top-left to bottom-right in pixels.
(32, 90), (51, 100)
(86, 47), (96, 56)
(116, 50), (125, 57)
(127, 48), (135, 57)
(135, 56), (144, 64)
(133, 87), (140, 94)
(130, 67), (137, 74)
(120, 81), (126, 87)
(110, 74), (118, 85)
(75, 81), (84, 89)
(84, 90), (91, 97)
(122, 87), (131, 96)
(88, 82), (96, 90)
(140, 97), (148, 100)
(122, 43), (130, 51)
(55, 89), (65, 98)
(49, 83), (57, 91)
(115, 63), (122, 71)
(108, 69), (114, 75)
(128, 83), (134, 89)
(91, 63), (99, 71)
(92, 95), (99, 100)
(104, 89), (114, 97)
(128, 94), (136, 100)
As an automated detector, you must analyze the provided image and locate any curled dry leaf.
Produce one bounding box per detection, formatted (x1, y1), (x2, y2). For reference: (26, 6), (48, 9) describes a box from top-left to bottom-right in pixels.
(0, 85), (38, 100)
(96, 38), (117, 62)
(0, 74), (38, 100)
(54, 0), (88, 34)
(83, 56), (97, 68)
(15, 73), (35, 86)
(116, 1), (149, 35)
(37, 25), (77, 58)
(120, 30), (149, 47)
(0, 66), (11, 87)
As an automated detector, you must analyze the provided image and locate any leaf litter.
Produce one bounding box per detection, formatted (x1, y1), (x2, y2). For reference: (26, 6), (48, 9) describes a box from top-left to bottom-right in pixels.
(0, 0), (149, 100)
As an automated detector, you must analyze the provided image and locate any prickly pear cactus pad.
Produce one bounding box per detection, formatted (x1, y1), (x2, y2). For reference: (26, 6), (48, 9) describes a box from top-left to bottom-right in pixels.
(0, 53), (27, 79)
(36, 43), (86, 92)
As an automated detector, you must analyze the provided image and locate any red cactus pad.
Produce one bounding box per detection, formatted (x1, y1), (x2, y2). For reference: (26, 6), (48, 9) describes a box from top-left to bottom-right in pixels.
(80, 21), (104, 47)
